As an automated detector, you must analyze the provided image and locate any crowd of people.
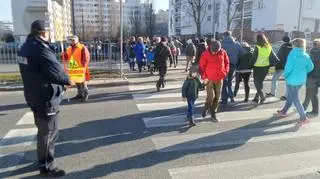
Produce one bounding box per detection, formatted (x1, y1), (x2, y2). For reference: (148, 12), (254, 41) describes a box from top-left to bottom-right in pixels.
(124, 32), (320, 128)
(182, 32), (320, 128)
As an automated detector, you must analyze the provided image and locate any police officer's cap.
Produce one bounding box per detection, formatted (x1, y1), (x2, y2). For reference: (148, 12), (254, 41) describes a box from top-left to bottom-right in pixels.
(31, 20), (49, 32)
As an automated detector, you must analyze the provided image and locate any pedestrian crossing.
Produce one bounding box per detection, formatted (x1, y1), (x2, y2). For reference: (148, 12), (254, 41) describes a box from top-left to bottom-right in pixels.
(129, 64), (320, 179)
(0, 112), (37, 178)
(168, 149), (320, 179)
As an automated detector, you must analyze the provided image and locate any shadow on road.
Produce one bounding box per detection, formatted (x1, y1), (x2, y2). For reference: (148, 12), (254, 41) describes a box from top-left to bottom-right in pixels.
(2, 99), (299, 178)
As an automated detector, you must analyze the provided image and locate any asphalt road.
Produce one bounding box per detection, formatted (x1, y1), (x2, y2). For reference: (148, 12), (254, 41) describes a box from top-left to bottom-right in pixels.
(1, 59), (320, 179)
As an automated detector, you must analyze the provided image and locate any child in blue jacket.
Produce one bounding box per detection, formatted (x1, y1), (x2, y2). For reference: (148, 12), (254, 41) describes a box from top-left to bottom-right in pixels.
(146, 47), (155, 74)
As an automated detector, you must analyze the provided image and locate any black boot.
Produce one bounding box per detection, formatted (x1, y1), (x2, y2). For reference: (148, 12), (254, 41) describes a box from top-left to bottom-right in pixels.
(244, 87), (250, 103)
(188, 117), (196, 127)
(259, 93), (266, 104)
(156, 82), (161, 92)
(252, 93), (259, 103)
(211, 113), (219, 122)
(40, 167), (66, 177)
(202, 109), (208, 118)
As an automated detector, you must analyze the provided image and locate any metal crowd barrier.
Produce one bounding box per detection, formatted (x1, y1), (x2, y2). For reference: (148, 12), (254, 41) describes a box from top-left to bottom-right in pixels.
(0, 42), (123, 71)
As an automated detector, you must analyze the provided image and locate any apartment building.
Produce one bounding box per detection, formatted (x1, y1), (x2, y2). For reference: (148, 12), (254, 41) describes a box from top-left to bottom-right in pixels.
(169, 0), (234, 36)
(252, 0), (320, 33)
(169, 0), (320, 40)
(73, 0), (110, 40)
(11, 0), (73, 42)
(155, 10), (169, 36)
(73, 0), (154, 40)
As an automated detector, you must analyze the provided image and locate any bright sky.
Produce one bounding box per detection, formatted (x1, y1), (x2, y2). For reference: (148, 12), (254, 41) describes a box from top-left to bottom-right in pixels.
(0, 0), (12, 22)
(155, 0), (169, 12)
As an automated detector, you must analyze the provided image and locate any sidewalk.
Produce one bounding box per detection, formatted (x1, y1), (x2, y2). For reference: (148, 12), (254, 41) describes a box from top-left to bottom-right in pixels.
(0, 78), (128, 91)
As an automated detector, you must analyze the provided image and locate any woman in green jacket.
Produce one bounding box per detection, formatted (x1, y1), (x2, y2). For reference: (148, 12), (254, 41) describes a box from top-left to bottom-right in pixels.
(251, 34), (279, 104)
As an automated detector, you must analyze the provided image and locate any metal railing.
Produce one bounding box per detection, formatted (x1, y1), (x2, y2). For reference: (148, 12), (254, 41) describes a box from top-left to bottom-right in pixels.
(0, 42), (123, 71)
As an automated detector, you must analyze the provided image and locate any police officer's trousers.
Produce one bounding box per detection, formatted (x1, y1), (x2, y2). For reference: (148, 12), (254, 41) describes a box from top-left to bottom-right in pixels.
(34, 112), (59, 171)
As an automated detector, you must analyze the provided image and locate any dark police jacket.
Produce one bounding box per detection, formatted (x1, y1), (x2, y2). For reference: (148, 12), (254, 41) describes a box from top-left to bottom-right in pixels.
(18, 35), (70, 116)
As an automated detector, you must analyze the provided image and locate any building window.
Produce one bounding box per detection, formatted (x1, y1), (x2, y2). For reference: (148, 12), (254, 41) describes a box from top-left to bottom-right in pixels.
(253, 0), (265, 9)
(207, 16), (211, 21)
(208, 4), (212, 10)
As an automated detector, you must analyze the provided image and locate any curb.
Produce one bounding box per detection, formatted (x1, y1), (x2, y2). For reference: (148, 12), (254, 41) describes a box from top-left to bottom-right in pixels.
(0, 80), (129, 92)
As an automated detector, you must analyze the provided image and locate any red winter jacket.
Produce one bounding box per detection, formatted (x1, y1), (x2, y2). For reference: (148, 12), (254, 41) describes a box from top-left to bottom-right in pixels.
(199, 49), (230, 81)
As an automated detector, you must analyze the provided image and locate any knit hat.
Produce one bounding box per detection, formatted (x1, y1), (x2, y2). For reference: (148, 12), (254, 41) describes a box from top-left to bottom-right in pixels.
(282, 36), (290, 43)
(210, 40), (221, 52)
(189, 65), (199, 76)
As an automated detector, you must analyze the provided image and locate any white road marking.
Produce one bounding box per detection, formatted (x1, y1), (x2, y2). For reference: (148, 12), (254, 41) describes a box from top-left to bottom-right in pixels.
(0, 128), (37, 148)
(16, 112), (34, 125)
(132, 89), (255, 100)
(143, 108), (294, 128)
(169, 149), (320, 179)
(152, 121), (319, 152)
(137, 97), (280, 111)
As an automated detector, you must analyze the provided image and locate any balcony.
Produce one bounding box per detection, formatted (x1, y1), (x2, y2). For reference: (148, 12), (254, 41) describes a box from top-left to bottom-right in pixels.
(26, 0), (48, 11)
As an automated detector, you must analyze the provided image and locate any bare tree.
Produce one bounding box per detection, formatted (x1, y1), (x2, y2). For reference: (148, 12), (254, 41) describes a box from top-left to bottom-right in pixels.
(224, 0), (240, 31)
(129, 6), (143, 36)
(144, 1), (155, 37)
(185, 0), (209, 37)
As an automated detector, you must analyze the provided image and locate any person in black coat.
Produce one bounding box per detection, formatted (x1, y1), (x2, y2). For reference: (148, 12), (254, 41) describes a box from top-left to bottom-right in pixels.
(266, 36), (293, 100)
(194, 38), (207, 65)
(234, 42), (253, 102)
(154, 37), (173, 91)
(18, 20), (72, 177)
(303, 39), (320, 116)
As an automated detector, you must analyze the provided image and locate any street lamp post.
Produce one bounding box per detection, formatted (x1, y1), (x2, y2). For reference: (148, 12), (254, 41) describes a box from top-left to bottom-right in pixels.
(71, 0), (76, 35)
(120, 0), (124, 78)
(212, 0), (216, 39)
(297, 0), (303, 38)
(240, 0), (244, 43)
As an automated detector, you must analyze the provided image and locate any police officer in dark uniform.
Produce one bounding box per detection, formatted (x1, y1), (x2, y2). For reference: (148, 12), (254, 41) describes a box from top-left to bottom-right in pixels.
(18, 20), (72, 177)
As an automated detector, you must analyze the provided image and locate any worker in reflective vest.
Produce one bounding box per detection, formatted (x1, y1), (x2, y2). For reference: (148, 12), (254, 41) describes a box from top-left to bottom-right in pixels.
(62, 36), (90, 102)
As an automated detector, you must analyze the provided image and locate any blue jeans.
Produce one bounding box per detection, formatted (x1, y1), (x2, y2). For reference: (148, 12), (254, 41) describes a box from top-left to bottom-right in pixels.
(271, 69), (287, 96)
(187, 99), (195, 120)
(282, 84), (307, 120)
(221, 65), (236, 103)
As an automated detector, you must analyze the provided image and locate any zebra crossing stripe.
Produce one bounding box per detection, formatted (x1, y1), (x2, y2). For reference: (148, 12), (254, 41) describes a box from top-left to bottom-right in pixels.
(152, 121), (319, 153)
(0, 153), (25, 178)
(142, 108), (294, 128)
(16, 112), (34, 125)
(133, 89), (255, 100)
(168, 149), (320, 179)
(129, 84), (183, 91)
(137, 97), (279, 111)
(128, 81), (254, 92)
(0, 128), (37, 148)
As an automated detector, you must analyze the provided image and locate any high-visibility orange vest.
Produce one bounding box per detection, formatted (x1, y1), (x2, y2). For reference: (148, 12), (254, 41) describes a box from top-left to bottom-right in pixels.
(64, 43), (89, 83)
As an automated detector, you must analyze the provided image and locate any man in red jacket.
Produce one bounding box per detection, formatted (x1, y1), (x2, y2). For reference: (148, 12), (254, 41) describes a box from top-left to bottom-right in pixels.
(199, 40), (230, 121)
